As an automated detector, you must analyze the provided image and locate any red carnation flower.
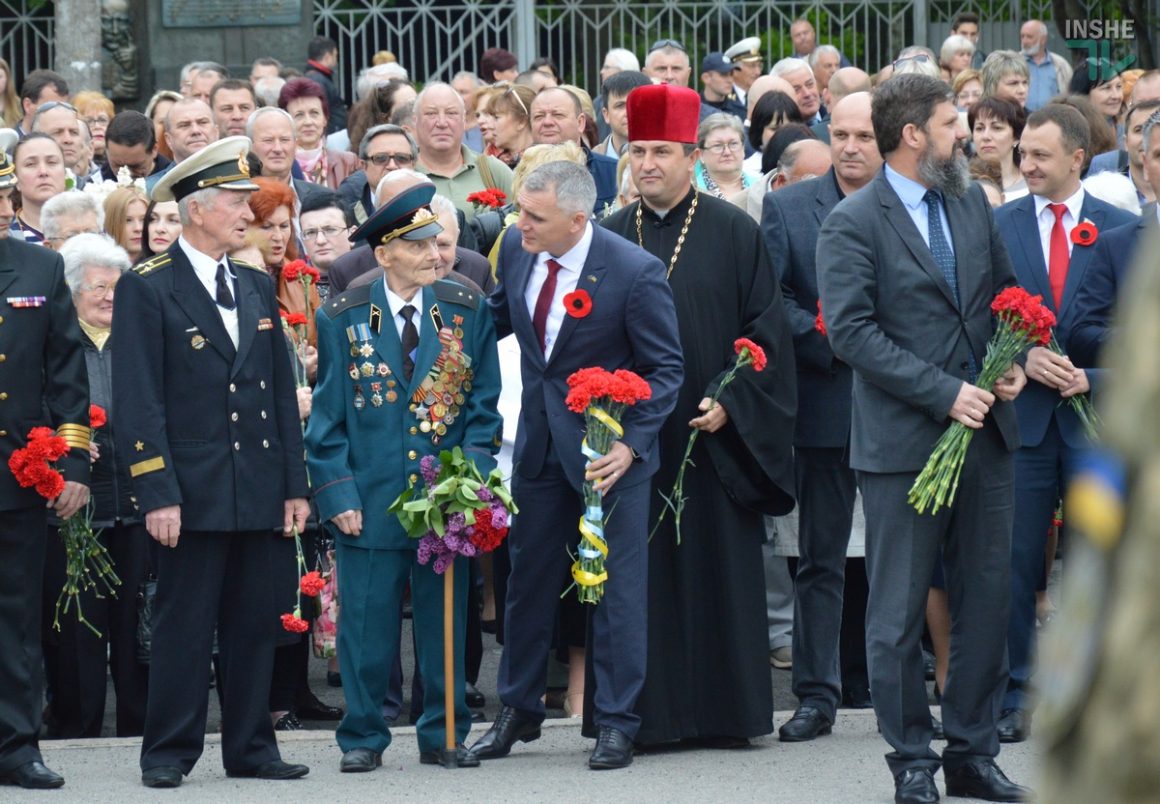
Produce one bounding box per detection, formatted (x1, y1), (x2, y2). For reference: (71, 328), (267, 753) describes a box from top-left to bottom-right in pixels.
(280, 613), (310, 633)
(468, 507), (510, 552)
(280, 310), (308, 328)
(734, 337), (768, 372)
(281, 260), (308, 282)
(610, 369), (652, 404)
(1071, 221), (1098, 246)
(89, 404), (107, 429)
(299, 570), (326, 597)
(814, 300), (827, 337)
(563, 289), (592, 318)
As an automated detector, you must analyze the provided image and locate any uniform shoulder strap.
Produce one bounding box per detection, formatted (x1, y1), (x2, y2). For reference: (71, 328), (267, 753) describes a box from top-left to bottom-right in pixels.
(433, 278), (481, 311)
(323, 282), (374, 319)
(133, 253), (173, 276)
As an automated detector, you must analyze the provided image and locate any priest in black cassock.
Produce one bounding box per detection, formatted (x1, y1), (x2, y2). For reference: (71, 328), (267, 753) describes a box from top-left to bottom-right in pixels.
(600, 83), (797, 746)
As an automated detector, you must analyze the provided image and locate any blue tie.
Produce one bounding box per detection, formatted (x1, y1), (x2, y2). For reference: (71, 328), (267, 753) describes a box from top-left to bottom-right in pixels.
(923, 190), (978, 381)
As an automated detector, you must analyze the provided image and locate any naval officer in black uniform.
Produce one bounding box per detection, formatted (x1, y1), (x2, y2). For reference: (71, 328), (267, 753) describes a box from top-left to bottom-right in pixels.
(111, 136), (311, 789)
(0, 128), (90, 790)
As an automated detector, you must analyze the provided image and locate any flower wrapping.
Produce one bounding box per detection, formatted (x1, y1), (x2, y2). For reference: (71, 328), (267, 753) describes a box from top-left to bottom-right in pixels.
(908, 287), (1055, 514)
(388, 446), (517, 575)
(565, 368), (652, 603)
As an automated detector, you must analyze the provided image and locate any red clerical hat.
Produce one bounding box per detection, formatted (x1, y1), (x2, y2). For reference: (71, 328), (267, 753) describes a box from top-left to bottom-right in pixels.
(627, 84), (701, 144)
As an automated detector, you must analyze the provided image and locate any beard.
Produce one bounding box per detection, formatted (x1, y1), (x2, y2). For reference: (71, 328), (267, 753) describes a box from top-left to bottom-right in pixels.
(918, 140), (971, 198)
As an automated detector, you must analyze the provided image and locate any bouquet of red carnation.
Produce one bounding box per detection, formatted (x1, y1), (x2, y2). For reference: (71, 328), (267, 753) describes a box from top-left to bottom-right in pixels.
(466, 189), (507, 211)
(814, 300), (827, 337)
(565, 367), (652, 603)
(279, 310), (310, 387)
(281, 526), (325, 633)
(909, 287), (1055, 514)
(653, 338), (766, 545)
(388, 446), (517, 574)
(9, 409), (121, 636)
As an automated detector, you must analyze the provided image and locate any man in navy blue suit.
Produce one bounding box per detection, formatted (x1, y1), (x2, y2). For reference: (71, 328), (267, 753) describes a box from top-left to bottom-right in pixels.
(466, 161), (683, 769)
(1070, 108), (1160, 369)
(994, 104), (1136, 743)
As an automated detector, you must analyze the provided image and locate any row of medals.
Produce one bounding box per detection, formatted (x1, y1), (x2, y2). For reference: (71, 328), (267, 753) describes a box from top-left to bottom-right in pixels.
(348, 339), (397, 409)
(411, 324), (473, 446)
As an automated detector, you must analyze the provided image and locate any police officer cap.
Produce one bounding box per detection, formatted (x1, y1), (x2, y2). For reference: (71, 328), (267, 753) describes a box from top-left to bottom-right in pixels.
(349, 183), (443, 247)
(151, 135), (260, 202)
(701, 52), (732, 75)
(724, 37), (763, 64)
(0, 129), (17, 190)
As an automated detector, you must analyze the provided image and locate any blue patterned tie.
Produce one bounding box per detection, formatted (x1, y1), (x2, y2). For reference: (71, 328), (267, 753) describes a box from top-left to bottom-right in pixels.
(923, 190), (977, 381)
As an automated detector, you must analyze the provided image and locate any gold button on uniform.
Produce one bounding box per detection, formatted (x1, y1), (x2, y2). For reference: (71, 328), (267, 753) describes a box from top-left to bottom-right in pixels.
(0, 354), (7, 362)
(409, 473), (418, 484)
(407, 450), (417, 460)
(409, 426), (417, 435)
(0, 430), (7, 437)
(0, 393), (7, 401)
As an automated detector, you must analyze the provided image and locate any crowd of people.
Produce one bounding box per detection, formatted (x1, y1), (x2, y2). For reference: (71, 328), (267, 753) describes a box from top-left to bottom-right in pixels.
(0, 16), (1153, 802)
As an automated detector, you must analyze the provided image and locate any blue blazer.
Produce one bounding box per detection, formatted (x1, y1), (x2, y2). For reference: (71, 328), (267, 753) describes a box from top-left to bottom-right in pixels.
(994, 193), (1135, 448)
(306, 278), (502, 550)
(1069, 210), (1155, 368)
(762, 168), (851, 449)
(489, 224), (684, 493)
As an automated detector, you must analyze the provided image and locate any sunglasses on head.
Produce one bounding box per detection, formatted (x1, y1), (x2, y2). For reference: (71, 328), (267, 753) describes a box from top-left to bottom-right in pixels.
(649, 39), (686, 53)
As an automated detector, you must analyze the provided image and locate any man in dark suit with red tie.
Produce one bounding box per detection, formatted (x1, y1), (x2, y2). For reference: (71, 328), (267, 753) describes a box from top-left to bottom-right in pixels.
(994, 104), (1135, 743)
(112, 137), (312, 788)
(467, 160), (684, 769)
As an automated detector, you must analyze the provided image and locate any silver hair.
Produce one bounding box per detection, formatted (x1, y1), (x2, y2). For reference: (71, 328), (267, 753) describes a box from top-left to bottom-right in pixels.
(246, 105), (295, 139)
(604, 48), (640, 72)
(374, 169), (431, 203)
(808, 45), (841, 69)
(451, 71), (481, 88)
(697, 112), (746, 148)
(177, 187), (223, 226)
(253, 76), (287, 108)
(1141, 109), (1160, 163)
(940, 35), (975, 65)
(414, 81), (465, 116)
(429, 193), (459, 235)
(31, 100), (78, 132)
(645, 46), (689, 71)
(356, 63), (410, 101)
(359, 123), (417, 159)
(521, 160), (596, 217)
(60, 233), (130, 295)
(770, 57), (812, 79)
(42, 191), (105, 241)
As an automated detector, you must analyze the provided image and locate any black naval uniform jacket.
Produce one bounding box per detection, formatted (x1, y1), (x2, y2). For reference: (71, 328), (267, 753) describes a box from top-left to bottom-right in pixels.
(110, 245), (308, 531)
(0, 237), (90, 510)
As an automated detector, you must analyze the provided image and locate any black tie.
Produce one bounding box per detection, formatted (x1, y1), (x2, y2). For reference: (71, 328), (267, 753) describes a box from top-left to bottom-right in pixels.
(400, 304), (418, 382)
(215, 262), (236, 311)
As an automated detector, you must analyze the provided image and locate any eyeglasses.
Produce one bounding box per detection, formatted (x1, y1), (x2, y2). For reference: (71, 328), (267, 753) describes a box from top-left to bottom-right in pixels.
(80, 280), (118, 296)
(892, 53), (932, 69)
(302, 225), (349, 240)
(703, 141), (743, 154)
(649, 39), (686, 53)
(82, 115), (111, 127)
(366, 152), (414, 166)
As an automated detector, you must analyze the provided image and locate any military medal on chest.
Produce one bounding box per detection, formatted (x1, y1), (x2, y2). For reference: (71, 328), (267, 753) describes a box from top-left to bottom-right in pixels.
(345, 322), (375, 411)
(408, 304), (474, 445)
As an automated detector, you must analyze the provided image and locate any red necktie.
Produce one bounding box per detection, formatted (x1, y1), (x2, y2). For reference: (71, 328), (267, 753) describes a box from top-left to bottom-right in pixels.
(532, 258), (563, 353)
(1047, 203), (1070, 310)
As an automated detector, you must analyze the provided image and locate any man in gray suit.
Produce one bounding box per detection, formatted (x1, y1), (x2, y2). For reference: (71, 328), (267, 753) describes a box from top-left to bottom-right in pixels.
(765, 91), (881, 743)
(817, 74), (1033, 804)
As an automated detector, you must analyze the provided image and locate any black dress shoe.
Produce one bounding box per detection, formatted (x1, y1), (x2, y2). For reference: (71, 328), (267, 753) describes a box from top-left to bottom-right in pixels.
(419, 744), (480, 768)
(340, 748), (382, 773)
(296, 695), (344, 721)
(466, 705), (542, 760)
(778, 705), (833, 742)
(997, 708), (1031, 743)
(273, 712), (303, 731)
(945, 760), (1034, 801)
(226, 760), (309, 780)
(589, 726), (633, 769)
(894, 767), (939, 804)
(842, 685), (873, 709)
(327, 671), (343, 688)
(465, 682), (486, 709)
(932, 715), (945, 741)
(141, 766), (182, 789)
(0, 761), (65, 789)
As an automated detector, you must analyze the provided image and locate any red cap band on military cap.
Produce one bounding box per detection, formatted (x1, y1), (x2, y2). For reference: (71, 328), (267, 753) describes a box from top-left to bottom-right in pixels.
(626, 84), (701, 144)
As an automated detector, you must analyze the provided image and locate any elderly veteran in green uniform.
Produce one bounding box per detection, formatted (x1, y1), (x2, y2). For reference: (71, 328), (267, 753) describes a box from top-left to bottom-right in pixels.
(306, 183), (501, 772)
(111, 136), (311, 789)
(0, 128), (90, 791)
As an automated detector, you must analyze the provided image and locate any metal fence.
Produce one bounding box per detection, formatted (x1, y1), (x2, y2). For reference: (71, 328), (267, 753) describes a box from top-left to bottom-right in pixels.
(0, 0), (54, 92)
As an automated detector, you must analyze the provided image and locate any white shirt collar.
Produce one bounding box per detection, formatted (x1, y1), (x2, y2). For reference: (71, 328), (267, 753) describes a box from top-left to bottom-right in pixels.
(177, 235), (232, 282)
(540, 221), (594, 272)
(385, 282), (423, 321)
(1033, 184), (1085, 222)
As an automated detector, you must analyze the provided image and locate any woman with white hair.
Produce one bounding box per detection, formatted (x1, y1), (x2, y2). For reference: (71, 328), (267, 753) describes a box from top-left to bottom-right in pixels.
(694, 113), (758, 198)
(940, 35), (976, 83)
(44, 233), (151, 739)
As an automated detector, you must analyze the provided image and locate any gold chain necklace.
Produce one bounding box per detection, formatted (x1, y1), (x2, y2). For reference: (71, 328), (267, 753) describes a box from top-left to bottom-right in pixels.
(636, 190), (699, 279)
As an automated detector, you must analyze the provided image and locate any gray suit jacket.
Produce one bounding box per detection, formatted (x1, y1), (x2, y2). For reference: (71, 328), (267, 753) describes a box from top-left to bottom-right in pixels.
(816, 169), (1020, 473)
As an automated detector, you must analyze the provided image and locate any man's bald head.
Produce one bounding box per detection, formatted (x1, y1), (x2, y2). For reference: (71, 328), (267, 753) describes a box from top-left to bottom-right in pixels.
(1131, 70), (1160, 105)
(747, 75), (796, 119)
(772, 138), (832, 189)
(826, 67), (872, 107)
(375, 168), (433, 205)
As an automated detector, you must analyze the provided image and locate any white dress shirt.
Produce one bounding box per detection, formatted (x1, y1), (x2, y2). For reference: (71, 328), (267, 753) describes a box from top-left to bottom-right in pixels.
(524, 221), (593, 359)
(385, 284), (422, 341)
(1033, 185), (1085, 271)
(178, 236), (239, 348)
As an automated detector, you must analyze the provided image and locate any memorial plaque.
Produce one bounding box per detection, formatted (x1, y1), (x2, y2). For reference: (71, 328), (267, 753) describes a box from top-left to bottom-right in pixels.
(162, 0), (300, 28)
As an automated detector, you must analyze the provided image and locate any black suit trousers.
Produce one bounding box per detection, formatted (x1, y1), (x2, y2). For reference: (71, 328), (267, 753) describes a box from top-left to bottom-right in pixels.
(140, 530), (280, 775)
(0, 506), (49, 773)
(859, 422), (1012, 776)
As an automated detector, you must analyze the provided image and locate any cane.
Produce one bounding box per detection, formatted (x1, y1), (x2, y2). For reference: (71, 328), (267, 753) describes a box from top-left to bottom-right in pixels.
(442, 559), (458, 767)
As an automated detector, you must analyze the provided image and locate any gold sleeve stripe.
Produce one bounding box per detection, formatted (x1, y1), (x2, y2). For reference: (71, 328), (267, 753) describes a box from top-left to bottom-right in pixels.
(130, 456), (166, 477)
(57, 424), (91, 450)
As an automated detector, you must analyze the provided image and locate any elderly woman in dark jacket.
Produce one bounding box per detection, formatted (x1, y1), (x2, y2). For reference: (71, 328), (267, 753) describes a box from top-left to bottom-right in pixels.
(42, 233), (151, 738)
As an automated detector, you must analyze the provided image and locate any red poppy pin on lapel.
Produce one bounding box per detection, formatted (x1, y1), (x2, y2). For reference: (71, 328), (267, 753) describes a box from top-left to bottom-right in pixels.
(564, 289), (592, 318)
(1071, 219), (1098, 246)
